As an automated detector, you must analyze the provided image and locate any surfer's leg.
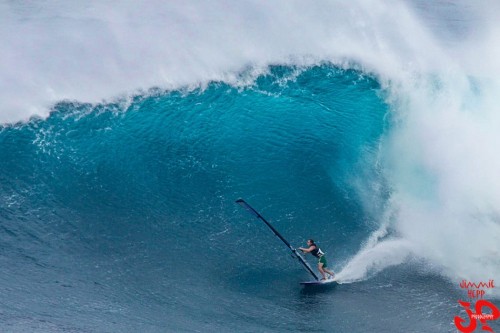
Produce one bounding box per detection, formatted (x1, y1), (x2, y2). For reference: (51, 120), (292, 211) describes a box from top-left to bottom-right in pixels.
(319, 256), (334, 278)
(318, 262), (327, 280)
(318, 256), (330, 279)
(324, 268), (335, 278)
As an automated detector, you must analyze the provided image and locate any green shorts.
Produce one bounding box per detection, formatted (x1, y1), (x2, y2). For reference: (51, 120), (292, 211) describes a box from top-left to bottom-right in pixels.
(318, 256), (327, 268)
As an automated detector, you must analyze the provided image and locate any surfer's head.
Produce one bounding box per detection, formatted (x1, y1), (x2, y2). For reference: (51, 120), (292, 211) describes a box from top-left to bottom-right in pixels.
(307, 239), (315, 246)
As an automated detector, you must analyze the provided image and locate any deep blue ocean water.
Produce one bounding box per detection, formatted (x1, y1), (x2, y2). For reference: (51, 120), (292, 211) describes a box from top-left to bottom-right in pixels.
(2, 1), (500, 331)
(2, 65), (491, 332)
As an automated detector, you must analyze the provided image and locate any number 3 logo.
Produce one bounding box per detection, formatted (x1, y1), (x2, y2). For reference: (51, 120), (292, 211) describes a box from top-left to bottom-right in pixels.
(454, 300), (500, 333)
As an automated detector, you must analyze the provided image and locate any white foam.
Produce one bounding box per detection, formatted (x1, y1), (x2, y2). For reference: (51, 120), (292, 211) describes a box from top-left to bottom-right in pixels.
(2, 0), (500, 293)
(335, 238), (414, 284)
(0, 0), (465, 123)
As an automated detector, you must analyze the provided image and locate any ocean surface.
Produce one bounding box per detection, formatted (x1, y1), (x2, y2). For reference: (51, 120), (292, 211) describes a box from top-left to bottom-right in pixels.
(1, 1), (500, 332)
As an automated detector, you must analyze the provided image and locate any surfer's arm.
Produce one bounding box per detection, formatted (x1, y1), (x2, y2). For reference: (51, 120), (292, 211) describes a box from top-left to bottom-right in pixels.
(299, 245), (315, 253)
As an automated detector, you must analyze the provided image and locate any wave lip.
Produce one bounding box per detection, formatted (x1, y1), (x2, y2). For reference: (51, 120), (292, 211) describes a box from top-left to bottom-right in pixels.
(2, 0), (490, 124)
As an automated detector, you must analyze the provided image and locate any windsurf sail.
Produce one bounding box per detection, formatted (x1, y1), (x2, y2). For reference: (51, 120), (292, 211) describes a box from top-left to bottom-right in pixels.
(236, 198), (320, 281)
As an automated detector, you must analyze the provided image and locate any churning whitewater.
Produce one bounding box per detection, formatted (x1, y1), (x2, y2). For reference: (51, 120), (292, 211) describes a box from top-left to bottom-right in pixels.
(1, 0), (499, 332)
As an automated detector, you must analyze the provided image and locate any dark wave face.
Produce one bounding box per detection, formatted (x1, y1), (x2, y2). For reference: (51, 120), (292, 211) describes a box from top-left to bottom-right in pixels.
(1, 65), (474, 332)
(0, 66), (369, 329)
(3, 0), (500, 330)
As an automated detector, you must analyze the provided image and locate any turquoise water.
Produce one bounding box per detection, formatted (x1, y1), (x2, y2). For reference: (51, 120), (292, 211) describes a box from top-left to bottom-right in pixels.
(1, 65), (481, 332)
(2, 2), (500, 330)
